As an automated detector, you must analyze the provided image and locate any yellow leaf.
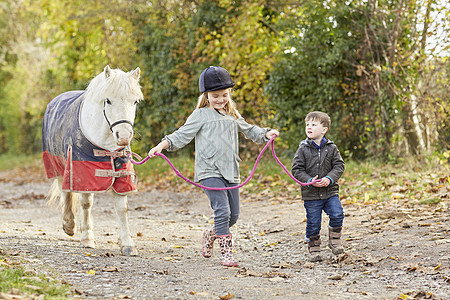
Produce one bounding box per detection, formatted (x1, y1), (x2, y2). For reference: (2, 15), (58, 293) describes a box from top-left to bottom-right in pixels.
(218, 292), (235, 300)
(174, 245), (183, 249)
(86, 270), (96, 275)
(434, 262), (442, 270)
(398, 294), (413, 299)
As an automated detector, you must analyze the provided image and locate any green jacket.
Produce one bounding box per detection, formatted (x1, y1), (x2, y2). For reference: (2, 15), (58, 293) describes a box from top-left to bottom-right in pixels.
(164, 107), (269, 183)
(291, 138), (345, 200)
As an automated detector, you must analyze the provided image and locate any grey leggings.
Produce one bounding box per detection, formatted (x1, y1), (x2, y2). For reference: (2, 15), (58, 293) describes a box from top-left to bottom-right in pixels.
(200, 177), (240, 236)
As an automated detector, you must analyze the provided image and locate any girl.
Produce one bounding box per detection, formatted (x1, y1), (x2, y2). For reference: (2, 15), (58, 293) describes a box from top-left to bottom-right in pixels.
(148, 66), (279, 267)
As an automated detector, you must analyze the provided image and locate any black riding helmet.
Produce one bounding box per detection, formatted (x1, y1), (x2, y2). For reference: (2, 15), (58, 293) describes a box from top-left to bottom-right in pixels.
(199, 66), (235, 93)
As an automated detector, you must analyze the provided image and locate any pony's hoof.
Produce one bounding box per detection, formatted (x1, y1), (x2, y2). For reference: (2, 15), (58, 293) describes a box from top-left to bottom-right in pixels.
(81, 240), (96, 248)
(121, 246), (138, 256)
(63, 223), (75, 236)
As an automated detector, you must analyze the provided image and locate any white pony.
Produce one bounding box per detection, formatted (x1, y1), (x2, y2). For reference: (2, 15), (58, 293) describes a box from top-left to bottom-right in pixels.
(42, 66), (143, 256)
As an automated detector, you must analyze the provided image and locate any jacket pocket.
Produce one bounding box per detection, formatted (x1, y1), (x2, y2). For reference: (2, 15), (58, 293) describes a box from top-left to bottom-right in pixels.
(199, 146), (217, 159)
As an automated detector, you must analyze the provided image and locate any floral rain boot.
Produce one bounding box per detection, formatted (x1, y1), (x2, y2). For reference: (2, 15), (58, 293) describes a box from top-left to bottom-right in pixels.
(201, 225), (216, 258)
(217, 234), (238, 267)
(328, 226), (344, 255)
(307, 235), (322, 262)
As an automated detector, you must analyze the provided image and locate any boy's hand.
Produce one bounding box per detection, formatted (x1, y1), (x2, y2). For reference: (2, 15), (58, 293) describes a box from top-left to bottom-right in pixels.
(312, 176), (331, 187)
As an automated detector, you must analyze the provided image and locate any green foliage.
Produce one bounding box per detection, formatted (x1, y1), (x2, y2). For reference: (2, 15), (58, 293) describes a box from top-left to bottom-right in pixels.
(266, 0), (449, 159)
(134, 0), (283, 153)
(265, 1), (365, 157)
(0, 0), (448, 159)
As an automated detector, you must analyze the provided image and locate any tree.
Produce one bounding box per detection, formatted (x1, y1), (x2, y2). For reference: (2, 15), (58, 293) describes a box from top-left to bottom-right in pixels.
(266, 0), (449, 159)
(134, 0), (283, 154)
(266, 1), (365, 157)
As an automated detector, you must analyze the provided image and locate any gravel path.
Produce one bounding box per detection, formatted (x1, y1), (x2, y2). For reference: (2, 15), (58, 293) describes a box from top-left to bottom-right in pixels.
(0, 169), (449, 300)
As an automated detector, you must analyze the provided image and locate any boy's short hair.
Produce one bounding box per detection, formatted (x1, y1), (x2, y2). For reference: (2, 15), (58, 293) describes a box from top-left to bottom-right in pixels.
(305, 111), (331, 128)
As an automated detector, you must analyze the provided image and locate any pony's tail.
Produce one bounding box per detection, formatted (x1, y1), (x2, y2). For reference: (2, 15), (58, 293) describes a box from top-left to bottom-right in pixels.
(46, 179), (79, 236)
(46, 179), (61, 207)
(46, 179), (79, 215)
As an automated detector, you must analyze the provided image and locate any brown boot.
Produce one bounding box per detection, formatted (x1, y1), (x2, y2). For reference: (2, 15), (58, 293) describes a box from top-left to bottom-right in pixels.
(217, 234), (238, 267)
(307, 235), (322, 262)
(201, 225), (216, 258)
(328, 226), (344, 255)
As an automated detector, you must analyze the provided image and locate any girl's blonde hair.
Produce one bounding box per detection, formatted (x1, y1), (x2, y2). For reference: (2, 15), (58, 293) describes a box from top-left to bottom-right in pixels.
(196, 88), (239, 119)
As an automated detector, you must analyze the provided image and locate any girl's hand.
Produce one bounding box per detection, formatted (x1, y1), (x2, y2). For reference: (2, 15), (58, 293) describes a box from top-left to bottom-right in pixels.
(266, 129), (280, 139)
(148, 146), (161, 158)
(148, 140), (170, 158)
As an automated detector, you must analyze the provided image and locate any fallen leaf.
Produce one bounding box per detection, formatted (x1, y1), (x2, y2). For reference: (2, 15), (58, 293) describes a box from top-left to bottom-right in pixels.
(102, 267), (121, 272)
(271, 262), (292, 269)
(397, 293), (414, 299)
(303, 262), (315, 269)
(269, 277), (284, 282)
(218, 292), (235, 300)
(328, 274), (343, 280)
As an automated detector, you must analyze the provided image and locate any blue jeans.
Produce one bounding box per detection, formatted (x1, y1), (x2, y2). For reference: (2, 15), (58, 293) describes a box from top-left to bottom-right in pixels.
(200, 177), (240, 236)
(303, 195), (344, 241)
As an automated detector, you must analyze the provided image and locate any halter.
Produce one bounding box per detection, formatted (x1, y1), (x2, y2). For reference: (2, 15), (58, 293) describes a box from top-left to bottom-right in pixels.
(103, 98), (134, 132)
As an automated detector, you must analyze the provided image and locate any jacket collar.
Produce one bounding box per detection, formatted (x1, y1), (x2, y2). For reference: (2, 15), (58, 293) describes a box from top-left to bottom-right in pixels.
(301, 137), (333, 148)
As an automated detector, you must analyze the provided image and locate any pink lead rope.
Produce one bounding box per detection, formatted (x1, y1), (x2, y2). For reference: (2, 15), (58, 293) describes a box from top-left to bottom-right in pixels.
(128, 136), (320, 190)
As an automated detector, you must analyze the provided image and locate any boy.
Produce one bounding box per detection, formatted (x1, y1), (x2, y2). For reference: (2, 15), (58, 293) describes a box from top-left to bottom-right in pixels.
(291, 111), (345, 262)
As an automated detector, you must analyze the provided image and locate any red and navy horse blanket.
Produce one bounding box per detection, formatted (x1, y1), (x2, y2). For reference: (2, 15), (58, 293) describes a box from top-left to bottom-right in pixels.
(42, 90), (137, 194)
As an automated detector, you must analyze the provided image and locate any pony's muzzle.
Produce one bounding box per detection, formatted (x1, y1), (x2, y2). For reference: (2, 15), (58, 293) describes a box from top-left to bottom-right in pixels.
(114, 126), (133, 146)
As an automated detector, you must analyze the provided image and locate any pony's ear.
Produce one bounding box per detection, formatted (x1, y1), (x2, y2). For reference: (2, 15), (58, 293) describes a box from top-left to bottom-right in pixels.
(104, 65), (112, 78)
(130, 67), (141, 81)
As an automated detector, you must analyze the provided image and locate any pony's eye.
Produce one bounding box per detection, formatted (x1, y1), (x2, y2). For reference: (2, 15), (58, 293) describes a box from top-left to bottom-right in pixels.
(105, 98), (112, 105)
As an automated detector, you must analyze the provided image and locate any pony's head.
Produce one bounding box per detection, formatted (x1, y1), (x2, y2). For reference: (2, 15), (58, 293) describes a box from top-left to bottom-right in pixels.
(85, 65), (143, 147)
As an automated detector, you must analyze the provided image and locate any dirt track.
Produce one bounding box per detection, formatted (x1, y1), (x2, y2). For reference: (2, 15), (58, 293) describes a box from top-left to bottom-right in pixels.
(0, 168), (449, 300)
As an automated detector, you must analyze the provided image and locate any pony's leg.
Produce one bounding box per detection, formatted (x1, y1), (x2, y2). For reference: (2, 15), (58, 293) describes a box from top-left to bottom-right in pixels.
(113, 192), (138, 256)
(79, 193), (96, 248)
(62, 191), (76, 236)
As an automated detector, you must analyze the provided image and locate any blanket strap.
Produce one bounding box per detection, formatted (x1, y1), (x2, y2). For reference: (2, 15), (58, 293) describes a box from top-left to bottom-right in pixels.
(93, 149), (127, 158)
(95, 169), (135, 178)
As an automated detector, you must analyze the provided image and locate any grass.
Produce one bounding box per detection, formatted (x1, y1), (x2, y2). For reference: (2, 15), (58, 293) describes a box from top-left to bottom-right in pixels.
(133, 150), (448, 208)
(0, 153), (42, 171)
(0, 150), (447, 203)
(0, 255), (72, 298)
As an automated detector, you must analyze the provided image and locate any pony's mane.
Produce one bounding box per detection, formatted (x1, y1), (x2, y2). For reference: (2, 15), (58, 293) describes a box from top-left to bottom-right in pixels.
(84, 68), (143, 102)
